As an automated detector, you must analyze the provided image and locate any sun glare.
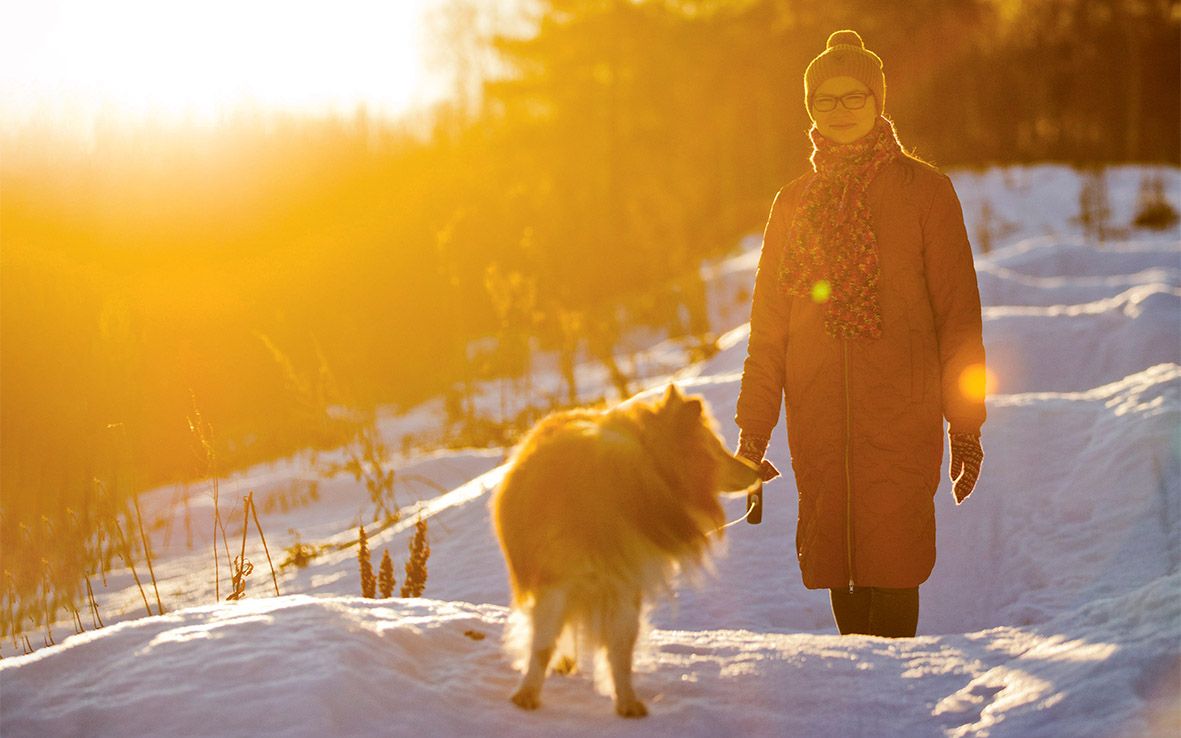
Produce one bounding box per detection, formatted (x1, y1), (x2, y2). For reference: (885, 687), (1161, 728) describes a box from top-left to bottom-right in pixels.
(958, 363), (995, 402)
(810, 280), (831, 303)
(0, 0), (445, 131)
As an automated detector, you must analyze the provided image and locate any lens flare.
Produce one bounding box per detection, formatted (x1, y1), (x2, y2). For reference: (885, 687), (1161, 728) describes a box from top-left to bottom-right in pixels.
(958, 363), (994, 401)
(811, 280), (831, 303)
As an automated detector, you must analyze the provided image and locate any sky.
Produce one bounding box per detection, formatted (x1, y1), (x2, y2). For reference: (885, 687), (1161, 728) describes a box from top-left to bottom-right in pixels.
(1, 164), (1178, 737)
(0, 0), (459, 134)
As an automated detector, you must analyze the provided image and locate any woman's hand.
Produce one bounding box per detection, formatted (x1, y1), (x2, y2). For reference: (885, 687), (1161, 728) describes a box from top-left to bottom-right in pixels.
(737, 432), (780, 481)
(949, 433), (983, 504)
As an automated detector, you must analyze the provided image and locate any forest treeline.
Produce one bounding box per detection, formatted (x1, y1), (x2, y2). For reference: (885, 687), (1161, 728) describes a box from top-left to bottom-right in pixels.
(1, 0), (1178, 637)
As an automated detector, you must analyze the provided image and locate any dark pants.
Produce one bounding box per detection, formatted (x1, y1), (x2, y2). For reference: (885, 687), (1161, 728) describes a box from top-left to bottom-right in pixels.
(828, 586), (919, 638)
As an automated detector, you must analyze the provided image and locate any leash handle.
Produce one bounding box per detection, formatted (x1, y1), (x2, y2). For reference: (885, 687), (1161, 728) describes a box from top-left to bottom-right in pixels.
(745, 461), (778, 525)
(716, 461), (781, 532)
(745, 484), (763, 525)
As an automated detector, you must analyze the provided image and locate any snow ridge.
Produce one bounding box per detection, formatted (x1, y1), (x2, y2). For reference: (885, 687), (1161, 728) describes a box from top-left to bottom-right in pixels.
(2, 165), (1179, 738)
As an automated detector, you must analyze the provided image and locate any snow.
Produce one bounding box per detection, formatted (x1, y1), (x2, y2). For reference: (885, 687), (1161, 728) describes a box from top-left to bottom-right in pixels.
(2, 165), (1179, 737)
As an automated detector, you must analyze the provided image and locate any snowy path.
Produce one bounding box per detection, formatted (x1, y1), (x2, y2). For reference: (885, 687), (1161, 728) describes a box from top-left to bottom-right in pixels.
(3, 576), (1177, 737)
(2, 165), (1179, 737)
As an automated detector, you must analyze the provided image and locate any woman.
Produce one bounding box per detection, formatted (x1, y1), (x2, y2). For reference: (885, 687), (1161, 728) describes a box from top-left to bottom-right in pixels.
(735, 30), (986, 638)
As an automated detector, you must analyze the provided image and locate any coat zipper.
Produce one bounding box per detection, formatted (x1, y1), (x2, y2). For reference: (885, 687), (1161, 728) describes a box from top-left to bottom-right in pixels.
(843, 338), (854, 594)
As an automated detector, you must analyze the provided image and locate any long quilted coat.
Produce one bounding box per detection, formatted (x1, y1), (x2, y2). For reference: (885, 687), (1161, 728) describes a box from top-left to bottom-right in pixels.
(736, 156), (986, 590)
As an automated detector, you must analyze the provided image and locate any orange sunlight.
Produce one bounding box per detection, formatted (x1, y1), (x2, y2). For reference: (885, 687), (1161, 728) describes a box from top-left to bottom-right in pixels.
(959, 363), (996, 402)
(3, 0), (1176, 668)
(810, 280), (832, 303)
(0, 0), (444, 131)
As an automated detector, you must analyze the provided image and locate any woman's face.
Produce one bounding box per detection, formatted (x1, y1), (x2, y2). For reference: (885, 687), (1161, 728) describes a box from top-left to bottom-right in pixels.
(811, 76), (877, 144)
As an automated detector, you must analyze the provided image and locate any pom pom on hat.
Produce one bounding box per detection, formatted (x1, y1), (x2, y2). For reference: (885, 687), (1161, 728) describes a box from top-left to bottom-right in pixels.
(804, 29), (886, 120)
(826, 29), (865, 49)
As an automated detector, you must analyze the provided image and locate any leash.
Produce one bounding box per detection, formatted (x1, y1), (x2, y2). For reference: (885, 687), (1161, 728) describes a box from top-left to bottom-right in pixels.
(713, 484), (764, 533)
(713, 458), (780, 532)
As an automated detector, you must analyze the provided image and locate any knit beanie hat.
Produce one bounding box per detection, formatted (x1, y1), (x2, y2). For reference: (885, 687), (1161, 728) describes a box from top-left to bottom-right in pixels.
(804, 30), (886, 120)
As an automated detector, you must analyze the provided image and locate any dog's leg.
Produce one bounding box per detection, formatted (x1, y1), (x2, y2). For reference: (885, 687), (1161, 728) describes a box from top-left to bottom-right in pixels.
(552, 626), (578, 675)
(605, 596), (647, 718)
(511, 588), (567, 710)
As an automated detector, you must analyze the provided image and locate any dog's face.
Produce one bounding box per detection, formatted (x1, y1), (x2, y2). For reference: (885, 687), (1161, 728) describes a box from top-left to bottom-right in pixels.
(647, 384), (762, 495)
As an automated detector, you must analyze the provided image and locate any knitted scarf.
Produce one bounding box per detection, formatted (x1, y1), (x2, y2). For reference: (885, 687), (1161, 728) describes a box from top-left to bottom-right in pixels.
(779, 116), (904, 339)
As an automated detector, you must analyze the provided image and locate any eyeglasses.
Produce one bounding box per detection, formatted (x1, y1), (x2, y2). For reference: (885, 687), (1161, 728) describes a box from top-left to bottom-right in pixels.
(812, 92), (873, 113)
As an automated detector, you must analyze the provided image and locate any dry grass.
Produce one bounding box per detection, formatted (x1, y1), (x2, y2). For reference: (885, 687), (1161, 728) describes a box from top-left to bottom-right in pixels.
(357, 525), (376, 599)
(131, 493), (164, 615)
(400, 518), (430, 598)
(227, 498), (254, 602)
(248, 492), (281, 597)
(379, 549), (395, 598)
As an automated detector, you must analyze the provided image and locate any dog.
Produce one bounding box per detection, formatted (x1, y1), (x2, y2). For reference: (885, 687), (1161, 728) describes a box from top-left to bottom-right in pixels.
(491, 384), (761, 717)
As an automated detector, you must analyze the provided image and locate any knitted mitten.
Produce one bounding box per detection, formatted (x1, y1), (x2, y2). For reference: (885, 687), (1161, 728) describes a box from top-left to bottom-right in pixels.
(736, 432), (780, 482)
(735, 431), (779, 526)
(737, 431), (769, 462)
(949, 432), (984, 504)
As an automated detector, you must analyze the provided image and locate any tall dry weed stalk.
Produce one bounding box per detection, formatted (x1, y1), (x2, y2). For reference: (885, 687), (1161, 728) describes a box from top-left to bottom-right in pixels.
(84, 575), (104, 628)
(358, 525), (376, 598)
(378, 550), (395, 598)
(247, 491), (280, 596)
(3, 569), (19, 652)
(228, 499), (253, 601)
(400, 518), (430, 598)
(188, 395), (234, 602)
(93, 479), (152, 617)
(40, 554), (55, 646)
(328, 423), (399, 523)
(110, 516), (153, 617)
(132, 493), (164, 615)
(2, 492), (110, 653)
(224, 492), (279, 601)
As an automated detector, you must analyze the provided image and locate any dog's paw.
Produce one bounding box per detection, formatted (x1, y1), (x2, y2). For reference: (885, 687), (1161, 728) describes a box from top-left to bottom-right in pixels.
(510, 688), (541, 711)
(614, 697), (648, 718)
(552, 655), (577, 675)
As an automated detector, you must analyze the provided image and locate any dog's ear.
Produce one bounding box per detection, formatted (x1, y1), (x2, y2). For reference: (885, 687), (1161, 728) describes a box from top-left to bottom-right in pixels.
(661, 385), (703, 424)
(662, 384), (683, 406)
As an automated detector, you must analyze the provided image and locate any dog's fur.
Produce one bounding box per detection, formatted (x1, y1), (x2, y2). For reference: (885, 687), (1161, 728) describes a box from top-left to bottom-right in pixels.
(491, 385), (761, 717)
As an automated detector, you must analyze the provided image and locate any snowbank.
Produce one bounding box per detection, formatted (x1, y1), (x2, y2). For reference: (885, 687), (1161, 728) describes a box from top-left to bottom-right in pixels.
(2, 165), (1178, 737)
